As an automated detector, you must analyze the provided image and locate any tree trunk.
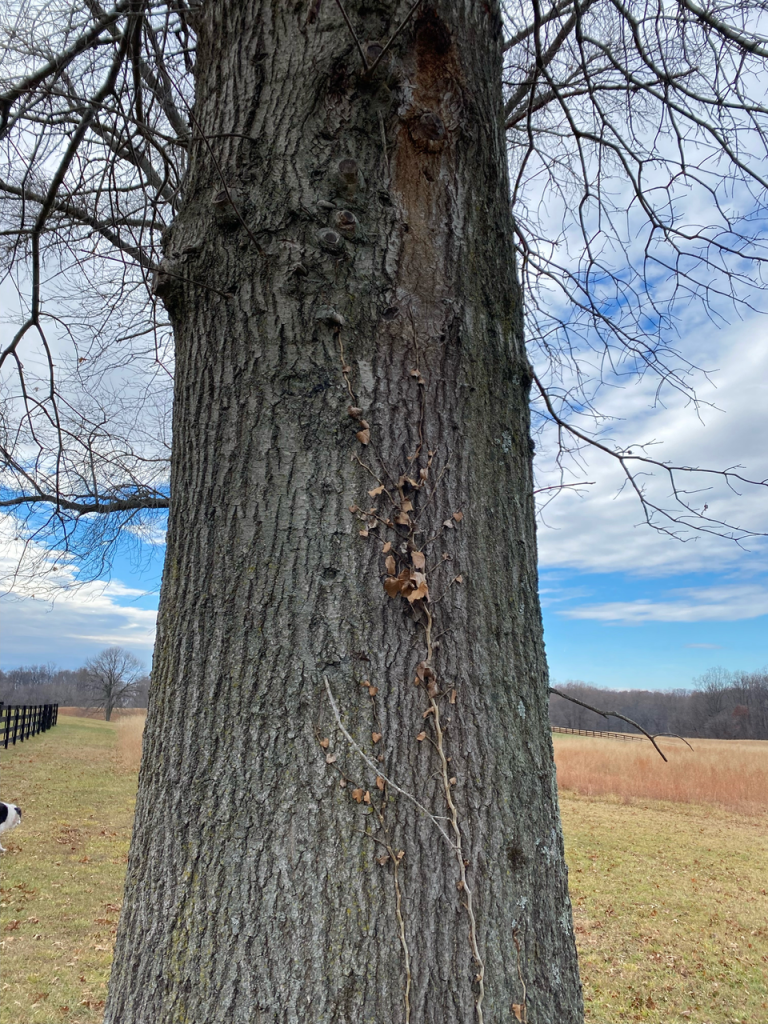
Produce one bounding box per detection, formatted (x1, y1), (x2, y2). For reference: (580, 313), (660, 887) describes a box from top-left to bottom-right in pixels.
(105, 3), (582, 1022)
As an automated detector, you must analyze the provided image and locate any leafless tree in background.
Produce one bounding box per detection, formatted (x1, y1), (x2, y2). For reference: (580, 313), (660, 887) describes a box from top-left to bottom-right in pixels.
(83, 644), (143, 720)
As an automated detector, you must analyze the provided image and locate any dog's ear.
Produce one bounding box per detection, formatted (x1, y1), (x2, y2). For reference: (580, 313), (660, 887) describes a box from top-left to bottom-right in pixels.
(0, 804), (8, 825)
(15, 807), (21, 818)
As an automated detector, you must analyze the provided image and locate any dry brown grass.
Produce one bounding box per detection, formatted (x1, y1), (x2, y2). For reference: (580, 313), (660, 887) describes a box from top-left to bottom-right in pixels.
(114, 712), (146, 771)
(57, 707), (146, 720)
(553, 733), (768, 815)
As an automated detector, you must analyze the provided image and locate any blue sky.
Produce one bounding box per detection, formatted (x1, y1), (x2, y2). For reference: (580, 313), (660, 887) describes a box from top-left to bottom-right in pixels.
(1, 313), (766, 688)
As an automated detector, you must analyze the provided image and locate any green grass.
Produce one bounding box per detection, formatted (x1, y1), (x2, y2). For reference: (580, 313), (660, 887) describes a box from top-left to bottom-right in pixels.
(560, 792), (768, 1023)
(3, 718), (768, 1023)
(0, 717), (137, 1024)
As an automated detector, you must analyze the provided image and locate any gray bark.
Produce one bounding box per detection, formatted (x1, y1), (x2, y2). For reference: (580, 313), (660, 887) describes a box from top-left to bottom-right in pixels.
(105, 2), (582, 1022)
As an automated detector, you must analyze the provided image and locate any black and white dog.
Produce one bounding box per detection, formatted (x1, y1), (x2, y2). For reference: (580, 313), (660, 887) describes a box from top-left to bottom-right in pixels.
(0, 801), (22, 852)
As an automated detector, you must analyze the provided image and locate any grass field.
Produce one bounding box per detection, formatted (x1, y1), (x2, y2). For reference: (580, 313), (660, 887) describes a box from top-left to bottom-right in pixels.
(1, 718), (766, 1022)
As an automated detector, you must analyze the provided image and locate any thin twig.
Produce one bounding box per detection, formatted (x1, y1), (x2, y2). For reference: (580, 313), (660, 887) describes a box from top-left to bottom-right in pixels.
(333, 0), (369, 70)
(548, 687), (668, 761)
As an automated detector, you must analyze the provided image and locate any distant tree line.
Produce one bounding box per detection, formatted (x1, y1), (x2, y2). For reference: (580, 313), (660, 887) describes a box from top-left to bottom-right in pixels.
(550, 668), (768, 741)
(0, 647), (149, 720)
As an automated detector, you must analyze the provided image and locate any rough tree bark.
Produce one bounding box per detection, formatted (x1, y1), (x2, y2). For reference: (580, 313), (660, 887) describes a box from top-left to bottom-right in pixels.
(104, 2), (583, 1021)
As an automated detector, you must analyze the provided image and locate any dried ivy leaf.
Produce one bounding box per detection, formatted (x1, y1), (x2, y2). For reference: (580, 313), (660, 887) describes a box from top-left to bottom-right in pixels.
(420, 467), (429, 481)
(368, 484), (385, 497)
(356, 428), (370, 445)
(443, 519), (454, 529)
(426, 680), (439, 697)
(395, 511), (411, 526)
(339, 778), (347, 788)
(348, 405), (362, 418)
(454, 574), (463, 584)
(422, 706), (435, 718)
(409, 368), (420, 377)
(372, 732), (382, 743)
(512, 1005), (525, 1022)
(411, 550), (426, 570)
(384, 576), (402, 598)
(382, 541), (392, 554)
(401, 499), (414, 513)
(396, 850), (405, 862)
(416, 731), (426, 741)
(352, 788), (364, 802)
(326, 753), (338, 764)
(377, 854), (390, 865)
(453, 511), (464, 522)
(449, 776), (457, 785)
(363, 791), (371, 804)
(416, 661), (428, 681)
(406, 572), (429, 603)
(361, 679), (371, 687)
(385, 554), (396, 575)
(375, 776), (385, 791)
(368, 685), (378, 696)
(349, 504), (359, 513)
(319, 738), (330, 749)
(359, 528), (369, 537)
(359, 419), (370, 430)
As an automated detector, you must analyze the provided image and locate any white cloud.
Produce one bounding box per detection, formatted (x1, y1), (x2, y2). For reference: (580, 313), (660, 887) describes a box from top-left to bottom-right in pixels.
(561, 583), (768, 624)
(0, 518), (156, 668)
(534, 314), (768, 577)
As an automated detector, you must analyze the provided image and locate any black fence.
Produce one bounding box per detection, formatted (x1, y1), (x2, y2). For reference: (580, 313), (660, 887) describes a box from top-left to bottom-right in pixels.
(551, 724), (645, 742)
(0, 702), (59, 749)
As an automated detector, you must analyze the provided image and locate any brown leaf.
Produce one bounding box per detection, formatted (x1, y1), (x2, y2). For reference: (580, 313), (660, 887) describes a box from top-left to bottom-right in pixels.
(382, 541), (392, 554)
(4, 920), (20, 931)
(368, 484), (385, 497)
(406, 578), (429, 603)
(363, 790), (371, 804)
(449, 777), (457, 785)
(450, 689), (457, 705)
(349, 504), (359, 513)
(375, 775), (385, 791)
(454, 574), (463, 584)
(401, 498), (414, 513)
(426, 680), (439, 697)
(342, 363), (351, 373)
(411, 550), (426, 570)
(319, 737), (330, 749)
(512, 1004), (525, 1022)
(359, 419), (370, 430)
(420, 467), (429, 480)
(325, 753), (338, 764)
(416, 660), (428, 681)
(377, 854), (390, 865)
(456, 880), (464, 891)
(417, 731), (426, 741)
(384, 576), (402, 598)
(361, 679), (371, 687)
(385, 554), (396, 575)
(339, 778), (347, 788)
(356, 428), (370, 445)
(395, 511), (411, 526)
(423, 706), (435, 718)
(396, 850), (405, 861)
(359, 528), (369, 537)
(410, 368), (420, 377)
(352, 788), (364, 803)
(368, 685), (378, 696)
(348, 405), (362, 418)
(372, 732), (382, 743)
(443, 519), (454, 529)
(453, 510), (464, 522)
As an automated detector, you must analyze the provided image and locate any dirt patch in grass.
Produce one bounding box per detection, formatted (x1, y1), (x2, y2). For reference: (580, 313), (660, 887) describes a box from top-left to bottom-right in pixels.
(0, 717), (138, 1024)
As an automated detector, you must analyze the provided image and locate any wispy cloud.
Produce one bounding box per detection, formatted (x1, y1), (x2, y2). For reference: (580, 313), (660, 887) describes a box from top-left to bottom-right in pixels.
(561, 584), (768, 624)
